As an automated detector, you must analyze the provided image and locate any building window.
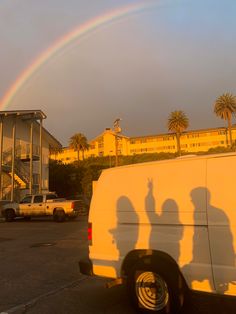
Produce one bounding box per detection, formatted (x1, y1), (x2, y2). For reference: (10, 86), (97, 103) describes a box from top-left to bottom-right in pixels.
(218, 130), (226, 135)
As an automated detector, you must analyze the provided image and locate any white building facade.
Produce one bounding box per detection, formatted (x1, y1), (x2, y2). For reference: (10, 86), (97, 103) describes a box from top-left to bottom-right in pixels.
(0, 110), (61, 201)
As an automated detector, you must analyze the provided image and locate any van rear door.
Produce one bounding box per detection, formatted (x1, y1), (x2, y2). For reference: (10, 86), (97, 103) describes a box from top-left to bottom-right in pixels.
(207, 155), (236, 296)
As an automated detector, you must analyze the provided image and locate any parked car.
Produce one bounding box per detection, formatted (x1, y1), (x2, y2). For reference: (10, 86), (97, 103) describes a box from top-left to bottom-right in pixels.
(1, 192), (80, 222)
(79, 152), (236, 313)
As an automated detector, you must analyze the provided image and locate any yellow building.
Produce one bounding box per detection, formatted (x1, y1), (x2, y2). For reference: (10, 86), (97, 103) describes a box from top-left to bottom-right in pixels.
(51, 125), (236, 164)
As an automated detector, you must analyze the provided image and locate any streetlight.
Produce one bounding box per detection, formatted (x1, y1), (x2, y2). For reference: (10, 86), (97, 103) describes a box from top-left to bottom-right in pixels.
(113, 118), (122, 167)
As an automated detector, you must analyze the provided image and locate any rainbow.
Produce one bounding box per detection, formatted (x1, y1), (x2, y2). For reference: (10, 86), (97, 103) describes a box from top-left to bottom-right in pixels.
(0, 0), (158, 109)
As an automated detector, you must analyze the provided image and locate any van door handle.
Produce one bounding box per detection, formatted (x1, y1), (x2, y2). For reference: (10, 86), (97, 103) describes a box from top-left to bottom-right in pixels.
(28, 204), (31, 207)
(39, 204), (42, 206)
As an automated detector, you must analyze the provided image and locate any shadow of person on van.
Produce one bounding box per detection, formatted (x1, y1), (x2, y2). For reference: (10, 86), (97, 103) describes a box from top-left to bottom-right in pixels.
(160, 199), (183, 263)
(145, 178), (156, 214)
(186, 187), (235, 294)
(109, 196), (139, 265)
(145, 179), (183, 264)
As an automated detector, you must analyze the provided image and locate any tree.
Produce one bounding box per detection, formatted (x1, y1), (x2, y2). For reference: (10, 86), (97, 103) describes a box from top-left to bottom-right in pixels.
(214, 93), (236, 147)
(69, 133), (89, 164)
(49, 160), (84, 197)
(168, 110), (189, 156)
(49, 145), (63, 160)
(81, 140), (90, 160)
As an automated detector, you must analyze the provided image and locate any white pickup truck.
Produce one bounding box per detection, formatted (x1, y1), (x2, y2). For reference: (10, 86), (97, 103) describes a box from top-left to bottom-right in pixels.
(1, 193), (81, 222)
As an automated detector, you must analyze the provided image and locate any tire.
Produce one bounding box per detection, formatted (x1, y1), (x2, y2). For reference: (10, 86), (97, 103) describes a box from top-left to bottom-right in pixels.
(53, 209), (66, 222)
(4, 209), (16, 222)
(127, 258), (185, 314)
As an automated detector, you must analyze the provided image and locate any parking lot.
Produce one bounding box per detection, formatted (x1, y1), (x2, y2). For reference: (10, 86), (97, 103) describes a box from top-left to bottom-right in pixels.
(0, 216), (236, 314)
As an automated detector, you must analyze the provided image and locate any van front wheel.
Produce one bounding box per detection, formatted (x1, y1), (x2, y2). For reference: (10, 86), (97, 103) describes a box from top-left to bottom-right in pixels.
(127, 259), (184, 313)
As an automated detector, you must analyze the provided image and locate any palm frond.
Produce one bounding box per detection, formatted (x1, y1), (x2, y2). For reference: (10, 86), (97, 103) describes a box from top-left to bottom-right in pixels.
(167, 110), (189, 133)
(214, 93), (236, 120)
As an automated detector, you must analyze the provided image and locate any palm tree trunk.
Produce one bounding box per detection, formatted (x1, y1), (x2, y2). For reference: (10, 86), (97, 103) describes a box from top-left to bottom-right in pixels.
(77, 150), (80, 165)
(228, 115), (232, 147)
(176, 133), (181, 156)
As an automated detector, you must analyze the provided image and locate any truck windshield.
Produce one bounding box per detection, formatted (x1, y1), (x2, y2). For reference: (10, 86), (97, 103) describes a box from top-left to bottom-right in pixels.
(20, 196), (32, 204)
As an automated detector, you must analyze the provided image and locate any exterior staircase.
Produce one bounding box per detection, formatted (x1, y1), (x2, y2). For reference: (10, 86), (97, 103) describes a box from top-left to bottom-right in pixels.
(1, 147), (30, 199)
(1, 145), (40, 200)
(9, 172), (27, 189)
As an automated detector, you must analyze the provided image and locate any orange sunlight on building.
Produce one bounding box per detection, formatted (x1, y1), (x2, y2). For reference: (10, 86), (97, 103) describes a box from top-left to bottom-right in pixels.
(50, 126), (236, 164)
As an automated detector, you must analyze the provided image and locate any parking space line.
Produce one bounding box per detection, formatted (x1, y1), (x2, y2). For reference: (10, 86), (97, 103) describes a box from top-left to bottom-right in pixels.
(2, 276), (87, 314)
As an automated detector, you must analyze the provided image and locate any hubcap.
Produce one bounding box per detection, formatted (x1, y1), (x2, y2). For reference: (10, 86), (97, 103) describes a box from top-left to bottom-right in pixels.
(135, 271), (169, 311)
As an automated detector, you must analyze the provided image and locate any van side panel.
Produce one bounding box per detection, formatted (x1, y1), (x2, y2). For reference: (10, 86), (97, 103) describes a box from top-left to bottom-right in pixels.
(207, 156), (236, 296)
(89, 158), (214, 292)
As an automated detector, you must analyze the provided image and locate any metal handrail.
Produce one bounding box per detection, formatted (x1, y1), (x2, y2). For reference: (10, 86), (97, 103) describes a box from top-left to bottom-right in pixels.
(2, 144), (40, 165)
(1, 144), (41, 191)
(14, 158), (30, 184)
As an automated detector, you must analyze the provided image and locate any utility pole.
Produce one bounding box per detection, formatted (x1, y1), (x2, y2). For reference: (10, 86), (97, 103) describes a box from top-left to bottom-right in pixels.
(113, 118), (121, 167)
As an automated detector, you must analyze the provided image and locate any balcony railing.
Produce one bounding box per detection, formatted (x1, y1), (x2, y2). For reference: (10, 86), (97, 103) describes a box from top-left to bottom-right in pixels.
(16, 144), (40, 160)
(2, 144), (40, 164)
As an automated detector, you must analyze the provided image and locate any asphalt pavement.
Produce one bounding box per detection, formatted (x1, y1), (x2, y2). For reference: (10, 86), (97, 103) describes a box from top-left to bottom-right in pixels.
(0, 216), (236, 314)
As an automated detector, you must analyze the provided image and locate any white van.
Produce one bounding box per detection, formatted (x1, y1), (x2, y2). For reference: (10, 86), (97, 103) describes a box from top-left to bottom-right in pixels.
(79, 153), (236, 313)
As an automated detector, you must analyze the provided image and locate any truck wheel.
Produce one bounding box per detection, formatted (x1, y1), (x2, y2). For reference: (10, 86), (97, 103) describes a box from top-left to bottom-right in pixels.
(5, 209), (15, 222)
(53, 209), (66, 222)
(127, 258), (185, 313)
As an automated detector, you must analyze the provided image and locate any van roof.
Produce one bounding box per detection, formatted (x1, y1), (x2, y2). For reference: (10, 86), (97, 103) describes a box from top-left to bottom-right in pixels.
(102, 152), (236, 173)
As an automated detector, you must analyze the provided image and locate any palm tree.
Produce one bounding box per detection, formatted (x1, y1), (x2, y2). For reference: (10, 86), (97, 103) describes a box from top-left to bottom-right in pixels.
(69, 133), (89, 164)
(168, 110), (189, 156)
(81, 140), (90, 160)
(49, 145), (63, 160)
(214, 93), (236, 147)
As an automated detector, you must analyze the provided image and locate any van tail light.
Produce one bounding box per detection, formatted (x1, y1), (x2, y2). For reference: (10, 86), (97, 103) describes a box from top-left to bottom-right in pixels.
(71, 202), (75, 209)
(88, 222), (92, 244)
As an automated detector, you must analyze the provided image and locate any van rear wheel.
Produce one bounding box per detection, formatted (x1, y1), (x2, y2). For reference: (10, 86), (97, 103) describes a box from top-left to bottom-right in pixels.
(127, 258), (184, 313)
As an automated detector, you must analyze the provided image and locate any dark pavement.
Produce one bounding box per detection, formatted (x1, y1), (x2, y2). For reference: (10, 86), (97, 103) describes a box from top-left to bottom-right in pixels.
(0, 216), (235, 314)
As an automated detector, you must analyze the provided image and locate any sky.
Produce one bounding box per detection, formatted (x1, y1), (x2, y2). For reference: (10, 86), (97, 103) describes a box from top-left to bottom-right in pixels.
(0, 0), (236, 146)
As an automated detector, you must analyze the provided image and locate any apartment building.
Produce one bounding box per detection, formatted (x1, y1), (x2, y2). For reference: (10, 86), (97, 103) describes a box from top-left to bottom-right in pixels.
(52, 125), (236, 164)
(0, 110), (61, 201)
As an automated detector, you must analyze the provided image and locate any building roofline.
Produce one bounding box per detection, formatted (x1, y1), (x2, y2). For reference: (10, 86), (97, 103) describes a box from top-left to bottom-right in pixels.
(0, 110), (46, 120)
(0, 110), (61, 147)
(34, 121), (62, 148)
(129, 125), (233, 140)
(90, 129), (129, 142)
